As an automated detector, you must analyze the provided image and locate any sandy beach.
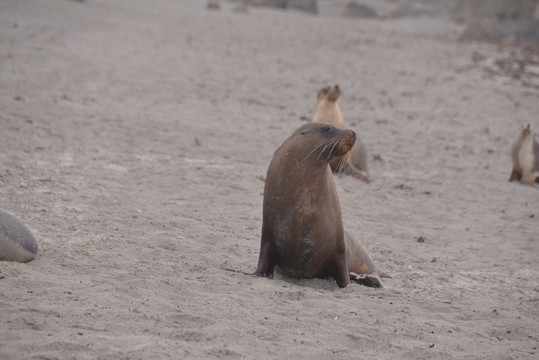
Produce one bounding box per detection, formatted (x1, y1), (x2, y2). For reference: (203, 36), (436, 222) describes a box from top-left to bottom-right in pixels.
(1, 0), (538, 359)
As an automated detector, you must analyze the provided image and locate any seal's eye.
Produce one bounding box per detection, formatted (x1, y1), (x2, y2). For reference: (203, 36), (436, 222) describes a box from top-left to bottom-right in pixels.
(322, 126), (331, 132)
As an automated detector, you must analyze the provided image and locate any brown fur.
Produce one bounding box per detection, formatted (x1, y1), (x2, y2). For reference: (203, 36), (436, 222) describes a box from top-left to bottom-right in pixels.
(255, 123), (382, 287)
(509, 124), (539, 185)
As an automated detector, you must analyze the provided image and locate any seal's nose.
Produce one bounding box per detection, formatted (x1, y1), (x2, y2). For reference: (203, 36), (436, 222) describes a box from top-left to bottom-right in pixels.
(350, 130), (357, 139)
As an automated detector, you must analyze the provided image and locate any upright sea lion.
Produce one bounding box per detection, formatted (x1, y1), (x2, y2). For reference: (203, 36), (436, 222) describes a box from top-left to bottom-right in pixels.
(509, 123), (539, 185)
(0, 210), (38, 262)
(311, 85), (345, 129)
(254, 123), (383, 287)
(310, 85), (369, 181)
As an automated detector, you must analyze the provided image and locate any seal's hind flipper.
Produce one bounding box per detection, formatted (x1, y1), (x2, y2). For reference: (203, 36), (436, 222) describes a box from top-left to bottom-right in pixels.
(354, 173), (370, 184)
(350, 272), (382, 288)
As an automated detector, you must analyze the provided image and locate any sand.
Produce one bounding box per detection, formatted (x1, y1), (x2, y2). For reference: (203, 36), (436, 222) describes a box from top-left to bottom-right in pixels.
(0, 0), (538, 359)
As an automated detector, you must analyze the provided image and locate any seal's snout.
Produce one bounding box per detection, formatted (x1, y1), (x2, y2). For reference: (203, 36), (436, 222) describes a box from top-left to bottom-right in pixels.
(344, 129), (356, 144)
(326, 84), (341, 101)
(522, 123), (533, 134)
(334, 129), (356, 156)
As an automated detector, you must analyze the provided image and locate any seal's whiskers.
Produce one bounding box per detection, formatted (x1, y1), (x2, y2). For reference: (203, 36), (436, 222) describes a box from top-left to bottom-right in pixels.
(318, 141), (334, 160)
(327, 138), (341, 160)
(302, 138), (333, 161)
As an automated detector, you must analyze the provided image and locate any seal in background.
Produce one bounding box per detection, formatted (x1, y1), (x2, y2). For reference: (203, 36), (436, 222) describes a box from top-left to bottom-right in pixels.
(311, 85), (370, 181)
(0, 210), (38, 263)
(509, 123), (539, 185)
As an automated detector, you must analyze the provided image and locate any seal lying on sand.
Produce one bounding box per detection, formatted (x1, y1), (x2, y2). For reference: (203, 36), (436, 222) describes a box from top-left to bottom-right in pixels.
(0, 210), (38, 262)
(310, 85), (369, 181)
(254, 123), (383, 287)
(509, 123), (539, 185)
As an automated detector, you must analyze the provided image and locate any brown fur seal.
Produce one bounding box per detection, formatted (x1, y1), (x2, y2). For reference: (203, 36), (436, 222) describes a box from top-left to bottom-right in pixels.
(310, 85), (369, 182)
(254, 123), (383, 287)
(509, 123), (539, 185)
(0, 210), (38, 262)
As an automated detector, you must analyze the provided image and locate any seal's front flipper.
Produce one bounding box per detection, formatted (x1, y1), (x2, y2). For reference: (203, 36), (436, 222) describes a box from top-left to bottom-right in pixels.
(254, 240), (277, 278)
(509, 167), (521, 182)
(350, 272), (382, 288)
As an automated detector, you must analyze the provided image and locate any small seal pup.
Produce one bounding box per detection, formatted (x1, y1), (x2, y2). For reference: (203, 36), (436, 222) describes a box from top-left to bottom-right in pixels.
(0, 210), (38, 262)
(254, 123), (383, 287)
(310, 85), (370, 181)
(509, 123), (539, 185)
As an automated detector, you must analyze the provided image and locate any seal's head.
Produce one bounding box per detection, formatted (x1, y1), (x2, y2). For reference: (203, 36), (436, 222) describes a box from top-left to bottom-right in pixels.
(515, 123), (534, 144)
(521, 123), (533, 136)
(277, 123), (356, 170)
(317, 84), (341, 102)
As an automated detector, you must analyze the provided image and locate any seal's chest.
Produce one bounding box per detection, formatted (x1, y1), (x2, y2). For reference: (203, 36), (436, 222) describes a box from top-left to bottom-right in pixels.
(276, 235), (319, 278)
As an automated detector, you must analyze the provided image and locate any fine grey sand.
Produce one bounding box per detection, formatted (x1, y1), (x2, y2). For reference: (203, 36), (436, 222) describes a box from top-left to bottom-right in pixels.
(0, 0), (538, 359)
